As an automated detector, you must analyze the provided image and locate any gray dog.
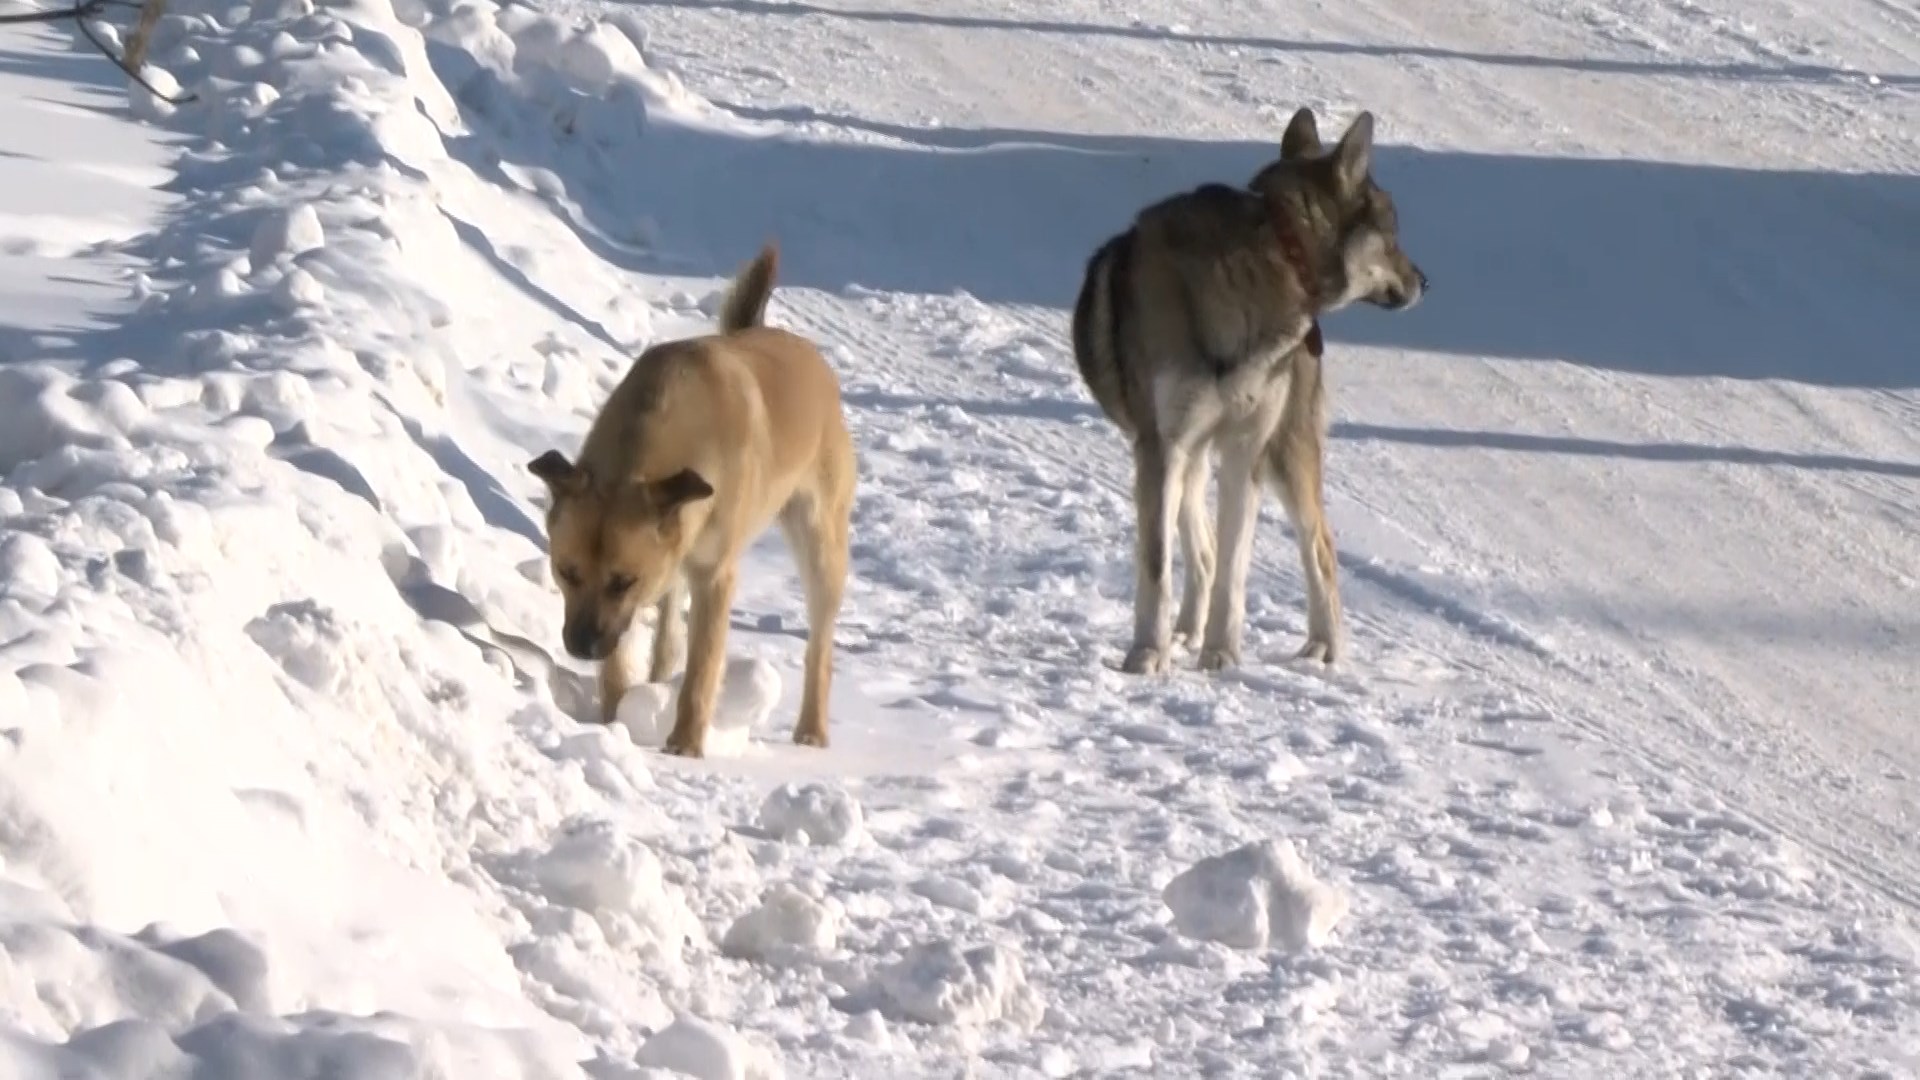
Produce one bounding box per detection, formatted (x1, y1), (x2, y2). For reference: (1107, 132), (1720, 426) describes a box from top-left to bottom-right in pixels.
(1070, 107), (1428, 673)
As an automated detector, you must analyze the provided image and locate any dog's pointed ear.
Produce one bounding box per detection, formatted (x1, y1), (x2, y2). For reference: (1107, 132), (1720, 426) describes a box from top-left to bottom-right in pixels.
(649, 468), (714, 512)
(1280, 107), (1322, 161)
(1331, 110), (1376, 194)
(528, 449), (588, 496)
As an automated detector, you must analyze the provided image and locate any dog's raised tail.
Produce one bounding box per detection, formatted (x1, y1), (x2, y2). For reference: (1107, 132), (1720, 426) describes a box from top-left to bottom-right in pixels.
(718, 242), (780, 333)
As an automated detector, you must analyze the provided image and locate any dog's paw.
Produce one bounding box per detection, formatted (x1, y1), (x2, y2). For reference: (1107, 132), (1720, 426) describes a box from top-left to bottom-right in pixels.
(1173, 607), (1209, 648)
(1122, 644), (1168, 675)
(1197, 645), (1240, 672)
(662, 730), (706, 759)
(1293, 637), (1338, 665)
(792, 723), (829, 749)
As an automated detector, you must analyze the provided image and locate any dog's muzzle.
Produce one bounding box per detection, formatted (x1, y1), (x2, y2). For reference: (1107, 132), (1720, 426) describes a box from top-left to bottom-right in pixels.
(562, 618), (610, 661)
(1378, 265), (1428, 311)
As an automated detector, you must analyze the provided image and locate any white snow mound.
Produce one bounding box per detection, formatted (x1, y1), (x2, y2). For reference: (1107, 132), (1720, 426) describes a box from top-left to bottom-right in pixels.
(720, 883), (841, 964)
(840, 1011), (890, 1048)
(1163, 839), (1350, 953)
(248, 202), (325, 272)
(757, 782), (864, 847)
(632, 1014), (783, 1080)
(523, 818), (706, 961)
(865, 940), (1044, 1029)
(614, 656), (781, 758)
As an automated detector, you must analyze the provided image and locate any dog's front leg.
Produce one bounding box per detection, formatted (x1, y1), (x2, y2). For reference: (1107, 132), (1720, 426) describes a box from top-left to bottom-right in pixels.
(1124, 437), (1185, 674)
(1199, 435), (1266, 671)
(662, 567), (736, 758)
(647, 573), (687, 683)
(597, 637), (633, 725)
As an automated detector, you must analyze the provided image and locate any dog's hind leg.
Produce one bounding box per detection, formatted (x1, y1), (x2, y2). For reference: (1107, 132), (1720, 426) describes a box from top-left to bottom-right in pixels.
(1199, 432), (1268, 671)
(1125, 435), (1188, 674)
(1266, 432), (1341, 663)
(1172, 449), (1214, 649)
(646, 573), (687, 683)
(780, 484), (849, 749)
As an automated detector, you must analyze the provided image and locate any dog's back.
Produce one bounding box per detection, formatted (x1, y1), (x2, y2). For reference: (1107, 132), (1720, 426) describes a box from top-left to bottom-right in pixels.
(713, 245), (852, 514)
(578, 245), (845, 493)
(1071, 182), (1317, 441)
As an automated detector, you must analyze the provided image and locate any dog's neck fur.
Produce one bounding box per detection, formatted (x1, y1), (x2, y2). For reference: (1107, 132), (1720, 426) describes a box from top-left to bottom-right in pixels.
(1266, 197), (1326, 359)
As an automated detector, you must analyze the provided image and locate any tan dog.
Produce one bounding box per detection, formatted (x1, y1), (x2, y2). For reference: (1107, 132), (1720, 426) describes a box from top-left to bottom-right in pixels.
(527, 244), (856, 758)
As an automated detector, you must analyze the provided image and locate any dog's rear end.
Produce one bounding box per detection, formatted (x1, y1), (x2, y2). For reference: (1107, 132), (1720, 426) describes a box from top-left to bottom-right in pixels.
(718, 244), (778, 334)
(711, 247), (858, 753)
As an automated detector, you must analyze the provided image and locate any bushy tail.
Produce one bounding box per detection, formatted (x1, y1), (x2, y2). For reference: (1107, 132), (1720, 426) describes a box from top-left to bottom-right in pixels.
(718, 242), (780, 333)
(1069, 232), (1136, 431)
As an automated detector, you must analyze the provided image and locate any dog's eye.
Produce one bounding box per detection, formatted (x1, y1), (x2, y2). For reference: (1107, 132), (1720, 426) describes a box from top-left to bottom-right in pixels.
(605, 574), (635, 598)
(557, 566), (582, 587)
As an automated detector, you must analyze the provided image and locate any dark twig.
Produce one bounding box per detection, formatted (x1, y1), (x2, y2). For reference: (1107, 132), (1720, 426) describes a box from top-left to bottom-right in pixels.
(0, 0), (199, 105)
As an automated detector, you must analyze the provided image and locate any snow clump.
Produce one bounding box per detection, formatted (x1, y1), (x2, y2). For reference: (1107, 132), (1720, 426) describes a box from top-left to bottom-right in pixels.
(1162, 838), (1350, 953)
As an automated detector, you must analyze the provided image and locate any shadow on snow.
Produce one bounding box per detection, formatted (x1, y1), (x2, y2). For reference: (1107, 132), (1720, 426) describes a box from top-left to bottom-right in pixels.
(492, 85), (1920, 391)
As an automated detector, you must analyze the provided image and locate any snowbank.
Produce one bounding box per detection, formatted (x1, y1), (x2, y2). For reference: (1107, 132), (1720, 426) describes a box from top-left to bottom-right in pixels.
(0, 0), (738, 1074)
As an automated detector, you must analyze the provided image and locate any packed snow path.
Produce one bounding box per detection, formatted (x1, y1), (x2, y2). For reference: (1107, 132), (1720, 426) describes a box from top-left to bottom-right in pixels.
(1, 0), (1917, 1076)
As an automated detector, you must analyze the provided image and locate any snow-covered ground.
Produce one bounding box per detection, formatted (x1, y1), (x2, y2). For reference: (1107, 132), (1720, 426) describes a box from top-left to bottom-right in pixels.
(2, 0), (1917, 1074)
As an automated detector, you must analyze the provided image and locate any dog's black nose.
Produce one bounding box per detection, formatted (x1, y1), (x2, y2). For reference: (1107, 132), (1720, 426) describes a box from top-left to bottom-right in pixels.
(562, 619), (599, 661)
